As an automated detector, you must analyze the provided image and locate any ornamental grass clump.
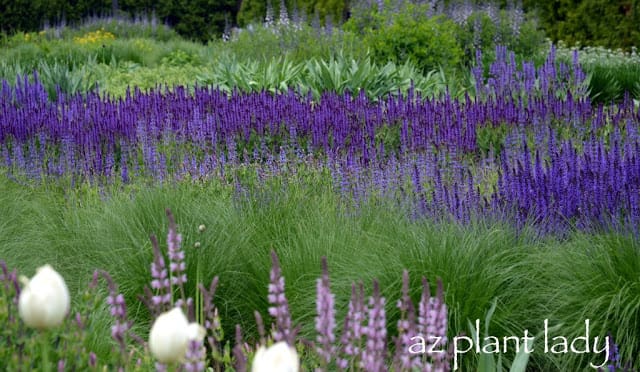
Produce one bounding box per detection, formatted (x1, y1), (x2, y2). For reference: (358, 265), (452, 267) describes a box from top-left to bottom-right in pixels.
(0, 209), (458, 370)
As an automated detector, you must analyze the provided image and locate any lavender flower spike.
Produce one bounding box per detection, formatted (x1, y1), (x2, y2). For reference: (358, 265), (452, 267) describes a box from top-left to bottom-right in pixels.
(166, 209), (188, 309)
(338, 282), (365, 370)
(268, 250), (294, 345)
(394, 270), (420, 370)
(315, 257), (336, 369)
(183, 338), (206, 372)
(149, 234), (171, 316)
(418, 277), (451, 370)
(362, 280), (386, 372)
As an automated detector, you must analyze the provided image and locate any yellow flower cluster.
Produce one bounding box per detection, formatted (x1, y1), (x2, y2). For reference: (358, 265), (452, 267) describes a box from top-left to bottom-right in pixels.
(21, 31), (48, 43)
(73, 28), (116, 45)
(133, 38), (153, 53)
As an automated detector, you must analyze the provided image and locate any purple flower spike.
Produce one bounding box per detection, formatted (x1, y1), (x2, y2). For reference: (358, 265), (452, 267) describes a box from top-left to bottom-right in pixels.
(166, 209), (188, 308)
(268, 250), (294, 345)
(94, 270), (144, 369)
(418, 277), (451, 370)
(394, 270), (420, 370)
(233, 324), (248, 372)
(362, 280), (386, 372)
(338, 282), (365, 370)
(88, 352), (97, 368)
(183, 339), (206, 372)
(148, 234), (171, 316)
(315, 257), (336, 369)
(0, 260), (20, 323)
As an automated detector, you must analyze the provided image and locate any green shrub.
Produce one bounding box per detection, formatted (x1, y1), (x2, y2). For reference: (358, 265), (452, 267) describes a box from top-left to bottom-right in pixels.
(0, 0), (236, 43)
(218, 23), (367, 63)
(455, 10), (546, 67)
(63, 15), (181, 42)
(360, 5), (464, 73)
(525, 0), (640, 50)
(237, 0), (346, 27)
(556, 44), (640, 103)
(37, 60), (98, 100)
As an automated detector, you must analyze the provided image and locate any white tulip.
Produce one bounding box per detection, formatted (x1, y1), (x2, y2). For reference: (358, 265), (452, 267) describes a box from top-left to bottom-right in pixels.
(149, 307), (205, 364)
(251, 341), (299, 372)
(18, 264), (70, 330)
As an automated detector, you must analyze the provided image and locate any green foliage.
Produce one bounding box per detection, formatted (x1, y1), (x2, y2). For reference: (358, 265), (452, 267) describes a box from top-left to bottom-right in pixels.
(0, 0), (43, 33)
(0, 0), (236, 42)
(524, 0), (640, 50)
(350, 4), (464, 73)
(0, 30), (474, 101)
(93, 63), (206, 97)
(62, 15), (180, 42)
(236, 0), (272, 27)
(151, 0), (236, 42)
(237, 0), (346, 27)
(556, 44), (640, 103)
(455, 11), (546, 67)
(528, 232), (640, 370)
(195, 54), (471, 100)
(37, 59), (98, 100)
(476, 123), (509, 157)
(0, 170), (571, 370)
(0, 31), (209, 80)
(218, 22), (367, 63)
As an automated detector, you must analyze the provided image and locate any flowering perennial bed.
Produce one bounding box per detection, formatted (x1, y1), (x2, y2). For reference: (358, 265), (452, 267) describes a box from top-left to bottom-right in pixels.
(2, 47), (639, 234)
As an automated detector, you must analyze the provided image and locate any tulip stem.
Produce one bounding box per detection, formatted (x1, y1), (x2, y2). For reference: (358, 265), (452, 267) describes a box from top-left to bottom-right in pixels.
(41, 330), (52, 372)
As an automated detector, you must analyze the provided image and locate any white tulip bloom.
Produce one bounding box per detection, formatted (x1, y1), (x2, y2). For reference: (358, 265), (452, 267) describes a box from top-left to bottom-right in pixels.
(18, 264), (70, 330)
(251, 341), (299, 372)
(149, 307), (205, 364)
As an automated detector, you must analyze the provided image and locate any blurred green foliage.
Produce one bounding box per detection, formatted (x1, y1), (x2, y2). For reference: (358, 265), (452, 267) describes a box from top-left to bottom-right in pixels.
(345, 4), (464, 73)
(556, 43), (640, 104)
(524, 0), (640, 50)
(0, 0), (236, 42)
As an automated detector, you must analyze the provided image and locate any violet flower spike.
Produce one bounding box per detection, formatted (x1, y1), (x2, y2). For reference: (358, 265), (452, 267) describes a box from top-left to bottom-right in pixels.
(182, 338), (206, 372)
(361, 280), (386, 372)
(338, 282), (365, 370)
(315, 257), (336, 369)
(166, 209), (188, 309)
(268, 250), (294, 345)
(149, 234), (171, 316)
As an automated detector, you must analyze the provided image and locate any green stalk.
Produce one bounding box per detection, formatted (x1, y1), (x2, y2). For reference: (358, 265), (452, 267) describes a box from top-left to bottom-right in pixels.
(41, 330), (52, 372)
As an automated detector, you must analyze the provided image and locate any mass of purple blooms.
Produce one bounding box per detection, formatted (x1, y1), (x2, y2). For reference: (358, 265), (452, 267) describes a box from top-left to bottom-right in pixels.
(1, 45), (640, 235)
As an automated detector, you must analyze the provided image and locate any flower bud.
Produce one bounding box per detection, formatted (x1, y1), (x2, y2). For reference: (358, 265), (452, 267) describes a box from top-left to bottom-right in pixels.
(198, 224), (206, 233)
(18, 264), (70, 330)
(251, 341), (299, 372)
(194, 241), (201, 248)
(149, 307), (205, 364)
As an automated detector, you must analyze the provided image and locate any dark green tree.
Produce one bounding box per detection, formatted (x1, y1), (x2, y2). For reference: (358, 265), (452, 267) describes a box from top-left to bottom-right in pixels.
(523, 0), (639, 50)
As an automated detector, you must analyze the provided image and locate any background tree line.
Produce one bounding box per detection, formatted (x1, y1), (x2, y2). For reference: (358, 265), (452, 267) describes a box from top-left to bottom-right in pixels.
(0, 0), (638, 49)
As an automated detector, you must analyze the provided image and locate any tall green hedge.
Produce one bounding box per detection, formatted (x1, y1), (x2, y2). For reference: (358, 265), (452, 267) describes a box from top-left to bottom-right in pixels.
(0, 0), (114, 33)
(524, 0), (639, 50)
(0, 0), (238, 42)
(0, 0), (349, 41)
(236, 0), (346, 27)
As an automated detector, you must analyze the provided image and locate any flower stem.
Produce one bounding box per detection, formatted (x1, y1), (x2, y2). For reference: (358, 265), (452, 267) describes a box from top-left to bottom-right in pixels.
(41, 330), (52, 372)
